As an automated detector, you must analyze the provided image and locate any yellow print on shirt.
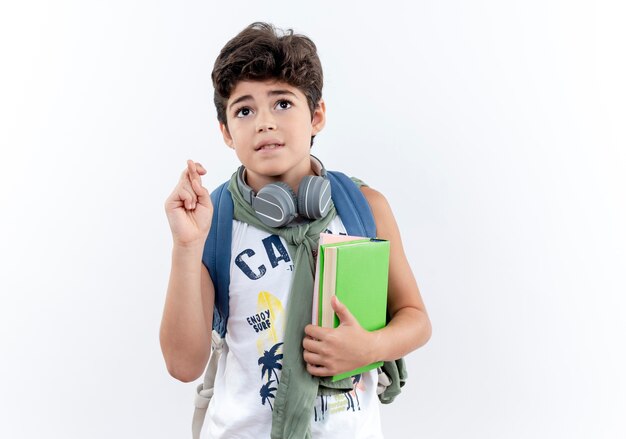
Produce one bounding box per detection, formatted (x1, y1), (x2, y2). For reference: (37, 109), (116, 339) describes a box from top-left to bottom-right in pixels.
(256, 291), (285, 355)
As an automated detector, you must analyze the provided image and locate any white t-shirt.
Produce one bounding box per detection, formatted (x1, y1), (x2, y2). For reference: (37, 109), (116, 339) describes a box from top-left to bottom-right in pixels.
(203, 216), (383, 438)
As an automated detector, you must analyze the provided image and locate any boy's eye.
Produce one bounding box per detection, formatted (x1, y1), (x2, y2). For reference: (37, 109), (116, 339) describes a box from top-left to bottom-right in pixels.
(235, 107), (252, 118)
(275, 100), (292, 110)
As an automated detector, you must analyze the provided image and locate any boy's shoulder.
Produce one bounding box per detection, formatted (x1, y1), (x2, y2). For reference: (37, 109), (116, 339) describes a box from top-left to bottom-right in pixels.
(335, 174), (391, 224)
(359, 185), (390, 211)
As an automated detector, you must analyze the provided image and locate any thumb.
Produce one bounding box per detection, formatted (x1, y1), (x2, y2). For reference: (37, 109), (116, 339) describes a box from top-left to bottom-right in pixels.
(331, 296), (357, 326)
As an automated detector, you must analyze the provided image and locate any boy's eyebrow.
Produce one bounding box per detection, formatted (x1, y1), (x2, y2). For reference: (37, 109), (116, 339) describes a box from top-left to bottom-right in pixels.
(228, 90), (298, 110)
(228, 94), (252, 110)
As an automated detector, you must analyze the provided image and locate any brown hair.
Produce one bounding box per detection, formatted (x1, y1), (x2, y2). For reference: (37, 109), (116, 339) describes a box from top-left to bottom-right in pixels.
(211, 22), (323, 129)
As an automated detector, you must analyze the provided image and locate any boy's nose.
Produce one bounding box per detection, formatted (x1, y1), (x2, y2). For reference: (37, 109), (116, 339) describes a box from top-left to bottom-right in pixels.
(256, 111), (277, 132)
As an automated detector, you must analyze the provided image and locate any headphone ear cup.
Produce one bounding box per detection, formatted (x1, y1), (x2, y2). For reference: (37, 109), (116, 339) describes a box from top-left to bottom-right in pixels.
(253, 182), (298, 228)
(297, 176), (332, 220)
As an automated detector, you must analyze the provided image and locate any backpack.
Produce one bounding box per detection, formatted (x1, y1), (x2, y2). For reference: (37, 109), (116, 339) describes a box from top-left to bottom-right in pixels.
(192, 171), (376, 438)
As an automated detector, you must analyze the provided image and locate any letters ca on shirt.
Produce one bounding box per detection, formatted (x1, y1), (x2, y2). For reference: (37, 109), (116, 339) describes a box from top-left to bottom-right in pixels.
(234, 234), (294, 280)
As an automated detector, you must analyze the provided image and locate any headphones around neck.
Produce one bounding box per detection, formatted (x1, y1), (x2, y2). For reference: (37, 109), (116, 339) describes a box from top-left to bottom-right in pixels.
(236, 155), (332, 228)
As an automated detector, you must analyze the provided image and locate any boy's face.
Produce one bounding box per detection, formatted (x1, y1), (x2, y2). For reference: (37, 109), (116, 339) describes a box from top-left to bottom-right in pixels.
(220, 79), (325, 192)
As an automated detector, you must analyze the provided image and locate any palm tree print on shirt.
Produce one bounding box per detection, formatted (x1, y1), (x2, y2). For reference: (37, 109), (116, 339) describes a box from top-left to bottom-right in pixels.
(260, 380), (277, 410)
(258, 342), (283, 409)
(258, 342), (283, 384)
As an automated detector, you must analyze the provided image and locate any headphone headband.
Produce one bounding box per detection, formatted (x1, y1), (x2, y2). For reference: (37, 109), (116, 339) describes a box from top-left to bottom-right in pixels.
(236, 155), (327, 199)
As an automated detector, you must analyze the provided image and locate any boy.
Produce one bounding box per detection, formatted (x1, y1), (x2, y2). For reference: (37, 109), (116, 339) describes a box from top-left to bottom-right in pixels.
(160, 22), (431, 438)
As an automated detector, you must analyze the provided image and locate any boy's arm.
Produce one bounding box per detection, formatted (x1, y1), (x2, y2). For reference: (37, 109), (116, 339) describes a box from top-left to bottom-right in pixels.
(360, 186), (432, 360)
(160, 249), (215, 382)
(160, 160), (215, 382)
(303, 186), (431, 377)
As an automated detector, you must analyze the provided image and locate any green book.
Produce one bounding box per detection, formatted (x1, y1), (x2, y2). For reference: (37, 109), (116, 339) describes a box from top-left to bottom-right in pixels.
(316, 238), (390, 381)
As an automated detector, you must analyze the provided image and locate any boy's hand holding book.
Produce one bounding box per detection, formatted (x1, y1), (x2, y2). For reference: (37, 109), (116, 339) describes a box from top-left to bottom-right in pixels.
(303, 296), (379, 379)
(308, 234), (390, 381)
(165, 160), (213, 248)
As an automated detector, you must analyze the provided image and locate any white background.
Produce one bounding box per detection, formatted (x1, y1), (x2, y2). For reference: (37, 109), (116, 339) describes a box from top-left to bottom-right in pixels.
(1, 1), (625, 438)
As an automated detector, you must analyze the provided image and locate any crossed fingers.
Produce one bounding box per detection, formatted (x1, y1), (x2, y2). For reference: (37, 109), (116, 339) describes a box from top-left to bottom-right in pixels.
(179, 159), (206, 210)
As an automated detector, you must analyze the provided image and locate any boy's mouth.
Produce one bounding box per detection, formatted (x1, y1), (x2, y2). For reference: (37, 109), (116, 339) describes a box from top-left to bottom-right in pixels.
(255, 141), (285, 151)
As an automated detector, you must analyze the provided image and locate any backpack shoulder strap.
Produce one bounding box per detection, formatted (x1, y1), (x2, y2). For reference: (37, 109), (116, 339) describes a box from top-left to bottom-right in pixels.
(201, 181), (233, 338)
(327, 171), (377, 238)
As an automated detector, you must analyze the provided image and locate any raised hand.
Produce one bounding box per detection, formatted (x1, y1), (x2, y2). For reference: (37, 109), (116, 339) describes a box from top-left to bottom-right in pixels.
(302, 296), (378, 377)
(164, 160), (213, 247)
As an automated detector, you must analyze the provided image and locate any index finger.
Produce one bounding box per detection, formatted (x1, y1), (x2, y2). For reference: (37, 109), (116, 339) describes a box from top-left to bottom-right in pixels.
(304, 324), (329, 340)
(187, 159), (198, 179)
(189, 159), (207, 178)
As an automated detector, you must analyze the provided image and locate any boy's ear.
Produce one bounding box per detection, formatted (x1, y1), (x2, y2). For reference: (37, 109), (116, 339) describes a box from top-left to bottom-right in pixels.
(311, 99), (326, 136)
(220, 122), (235, 149)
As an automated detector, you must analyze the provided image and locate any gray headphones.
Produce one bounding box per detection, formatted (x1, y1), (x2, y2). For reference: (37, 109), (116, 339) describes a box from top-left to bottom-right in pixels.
(236, 155), (332, 228)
